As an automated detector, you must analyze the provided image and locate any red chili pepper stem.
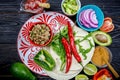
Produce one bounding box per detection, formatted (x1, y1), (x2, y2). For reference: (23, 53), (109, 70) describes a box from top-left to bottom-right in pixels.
(67, 21), (82, 63)
(61, 37), (72, 73)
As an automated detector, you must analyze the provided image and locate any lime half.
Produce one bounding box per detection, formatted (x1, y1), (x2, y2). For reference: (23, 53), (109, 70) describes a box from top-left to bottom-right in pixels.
(75, 74), (89, 80)
(83, 63), (98, 76)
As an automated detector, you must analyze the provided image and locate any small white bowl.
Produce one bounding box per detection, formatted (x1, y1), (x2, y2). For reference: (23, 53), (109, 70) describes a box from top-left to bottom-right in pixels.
(61, 0), (81, 16)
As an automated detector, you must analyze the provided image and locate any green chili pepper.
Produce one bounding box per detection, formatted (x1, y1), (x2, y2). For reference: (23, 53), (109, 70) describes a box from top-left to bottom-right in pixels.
(33, 49), (55, 71)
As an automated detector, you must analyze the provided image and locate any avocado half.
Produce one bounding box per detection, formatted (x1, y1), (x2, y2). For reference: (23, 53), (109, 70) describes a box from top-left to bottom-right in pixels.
(91, 31), (112, 46)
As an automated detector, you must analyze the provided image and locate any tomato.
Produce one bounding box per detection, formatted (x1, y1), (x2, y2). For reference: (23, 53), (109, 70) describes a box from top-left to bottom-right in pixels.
(100, 17), (114, 33)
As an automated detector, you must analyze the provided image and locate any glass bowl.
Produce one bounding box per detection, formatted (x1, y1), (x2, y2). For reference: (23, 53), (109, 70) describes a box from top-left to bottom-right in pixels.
(20, 0), (48, 14)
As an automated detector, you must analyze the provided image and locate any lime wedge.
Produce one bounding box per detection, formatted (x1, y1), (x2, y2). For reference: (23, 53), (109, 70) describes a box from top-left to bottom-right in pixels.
(83, 63), (98, 76)
(75, 74), (89, 80)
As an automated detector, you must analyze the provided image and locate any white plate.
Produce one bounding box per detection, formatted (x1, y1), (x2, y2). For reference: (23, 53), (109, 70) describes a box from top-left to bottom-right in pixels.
(17, 12), (95, 79)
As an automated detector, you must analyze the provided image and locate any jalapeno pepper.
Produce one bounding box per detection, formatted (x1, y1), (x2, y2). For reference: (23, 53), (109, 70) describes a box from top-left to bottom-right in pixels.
(33, 49), (55, 71)
(61, 37), (72, 73)
(67, 21), (82, 63)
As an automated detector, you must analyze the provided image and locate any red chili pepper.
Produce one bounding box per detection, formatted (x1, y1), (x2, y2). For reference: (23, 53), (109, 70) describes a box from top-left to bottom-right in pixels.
(61, 37), (72, 73)
(67, 21), (82, 63)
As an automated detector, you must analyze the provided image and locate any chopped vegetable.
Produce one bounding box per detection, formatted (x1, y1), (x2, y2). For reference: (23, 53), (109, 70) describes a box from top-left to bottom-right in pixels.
(34, 49), (55, 71)
(100, 17), (114, 32)
(10, 62), (37, 80)
(61, 37), (72, 73)
(62, 0), (79, 15)
(24, 0), (47, 11)
(93, 69), (113, 80)
(79, 9), (98, 28)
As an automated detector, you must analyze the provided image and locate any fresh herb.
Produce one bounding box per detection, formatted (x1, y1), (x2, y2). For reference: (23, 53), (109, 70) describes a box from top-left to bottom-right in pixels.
(75, 33), (94, 60)
(49, 27), (68, 71)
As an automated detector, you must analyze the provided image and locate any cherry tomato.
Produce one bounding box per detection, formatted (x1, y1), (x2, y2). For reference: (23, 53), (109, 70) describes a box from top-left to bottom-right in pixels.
(100, 17), (114, 33)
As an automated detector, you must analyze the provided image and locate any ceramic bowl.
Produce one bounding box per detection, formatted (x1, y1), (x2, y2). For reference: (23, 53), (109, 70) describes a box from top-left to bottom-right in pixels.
(28, 22), (53, 47)
(76, 5), (104, 32)
(61, 0), (81, 16)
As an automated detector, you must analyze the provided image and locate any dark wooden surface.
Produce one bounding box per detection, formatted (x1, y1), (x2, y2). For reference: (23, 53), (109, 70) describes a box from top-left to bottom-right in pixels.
(0, 0), (120, 80)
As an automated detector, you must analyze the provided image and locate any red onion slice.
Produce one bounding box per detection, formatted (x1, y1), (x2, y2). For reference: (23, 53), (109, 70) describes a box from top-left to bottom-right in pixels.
(80, 11), (91, 28)
(89, 10), (98, 25)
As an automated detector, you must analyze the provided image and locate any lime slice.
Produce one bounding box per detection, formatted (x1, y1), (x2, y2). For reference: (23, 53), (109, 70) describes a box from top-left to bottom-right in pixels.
(75, 74), (89, 80)
(83, 63), (98, 76)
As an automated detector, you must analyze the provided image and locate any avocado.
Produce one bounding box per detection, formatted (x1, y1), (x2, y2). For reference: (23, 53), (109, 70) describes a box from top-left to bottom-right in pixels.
(91, 31), (112, 46)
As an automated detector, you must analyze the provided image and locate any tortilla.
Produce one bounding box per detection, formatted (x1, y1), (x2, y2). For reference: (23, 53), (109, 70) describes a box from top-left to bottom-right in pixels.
(44, 26), (95, 80)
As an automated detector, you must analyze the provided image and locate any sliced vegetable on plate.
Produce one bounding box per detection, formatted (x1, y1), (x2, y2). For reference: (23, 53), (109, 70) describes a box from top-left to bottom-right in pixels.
(33, 49), (55, 71)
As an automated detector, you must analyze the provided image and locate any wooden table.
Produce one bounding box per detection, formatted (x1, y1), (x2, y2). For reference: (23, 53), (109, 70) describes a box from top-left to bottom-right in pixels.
(0, 0), (120, 80)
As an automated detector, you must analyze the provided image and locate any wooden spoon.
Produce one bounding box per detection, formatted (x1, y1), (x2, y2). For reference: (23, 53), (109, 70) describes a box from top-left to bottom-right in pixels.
(101, 47), (120, 78)
(102, 57), (119, 78)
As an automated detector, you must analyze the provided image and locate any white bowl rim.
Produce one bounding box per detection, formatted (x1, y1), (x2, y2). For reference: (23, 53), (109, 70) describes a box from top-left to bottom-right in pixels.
(61, 0), (81, 16)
